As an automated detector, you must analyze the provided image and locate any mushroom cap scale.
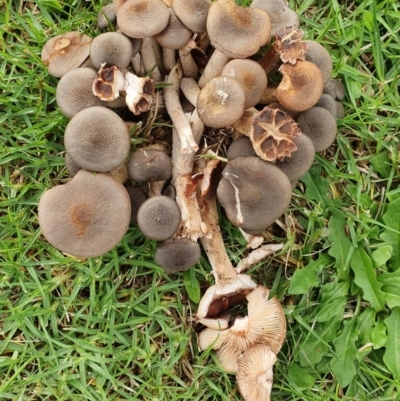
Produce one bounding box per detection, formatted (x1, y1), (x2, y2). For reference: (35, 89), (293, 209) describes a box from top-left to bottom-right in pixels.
(64, 106), (130, 173)
(38, 170), (131, 258)
(207, 0), (271, 58)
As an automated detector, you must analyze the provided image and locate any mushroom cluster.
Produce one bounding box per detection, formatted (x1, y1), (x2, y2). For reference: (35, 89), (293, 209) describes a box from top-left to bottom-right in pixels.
(40, 0), (345, 399)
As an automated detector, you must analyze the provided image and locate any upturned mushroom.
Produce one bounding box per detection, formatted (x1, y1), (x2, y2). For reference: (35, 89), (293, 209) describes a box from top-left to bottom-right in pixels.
(38, 170), (131, 258)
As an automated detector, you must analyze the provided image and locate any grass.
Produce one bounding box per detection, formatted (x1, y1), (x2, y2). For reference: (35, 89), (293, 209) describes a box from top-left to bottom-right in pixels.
(1, 0), (400, 400)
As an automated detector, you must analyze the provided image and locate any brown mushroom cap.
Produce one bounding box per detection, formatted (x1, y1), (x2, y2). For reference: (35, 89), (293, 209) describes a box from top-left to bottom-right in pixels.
(227, 137), (257, 160)
(128, 148), (172, 183)
(198, 285), (286, 372)
(217, 157), (292, 233)
(275, 134), (315, 181)
(89, 32), (133, 70)
(97, 4), (116, 30)
(56, 68), (106, 119)
(276, 60), (324, 112)
(116, 0), (170, 38)
(221, 59), (267, 109)
(197, 76), (246, 128)
(335, 101), (345, 119)
(237, 344), (277, 401)
(250, 0), (300, 36)
(41, 32), (92, 78)
(315, 93), (338, 117)
(296, 106), (337, 152)
(207, 0), (271, 58)
(153, 8), (192, 50)
(137, 195), (181, 241)
(38, 170), (131, 258)
(304, 40), (333, 85)
(155, 237), (201, 273)
(65, 106), (130, 173)
(172, 0), (211, 33)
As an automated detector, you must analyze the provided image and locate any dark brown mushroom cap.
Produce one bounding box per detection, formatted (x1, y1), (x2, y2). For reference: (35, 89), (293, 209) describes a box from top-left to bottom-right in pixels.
(41, 32), (92, 78)
(56, 68), (106, 119)
(125, 185), (148, 223)
(275, 134), (315, 181)
(38, 170), (131, 258)
(250, 0), (300, 36)
(250, 107), (301, 162)
(116, 0), (170, 38)
(207, 0), (271, 58)
(304, 40), (333, 84)
(276, 60), (324, 112)
(227, 137), (257, 160)
(65, 106), (130, 173)
(197, 76), (246, 128)
(155, 238), (201, 273)
(89, 32), (133, 70)
(315, 93), (338, 117)
(217, 157), (292, 233)
(172, 0), (211, 33)
(237, 344), (277, 401)
(153, 8), (193, 50)
(137, 196), (181, 241)
(296, 106), (337, 152)
(128, 148), (172, 183)
(221, 59), (267, 109)
(97, 4), (116, 30)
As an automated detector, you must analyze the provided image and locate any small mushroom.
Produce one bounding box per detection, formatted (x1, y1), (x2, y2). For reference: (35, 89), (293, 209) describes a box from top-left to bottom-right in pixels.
(56, 68), (106, 119)
(221, 59), (268, 109)
(38, 170), (131, 258)
(197, 76), (246, 128)
(315, 93), (338, 117)
(237, 344), (277, 401)
(304, 40), (333, 84)
(136, 195), (181, 241)
(296, 106), (337, 152)
(64, 106), (130, 173)
(41, 31), (92, 78)
(89, 32), (133, 70)
(97, 4), (116, 30)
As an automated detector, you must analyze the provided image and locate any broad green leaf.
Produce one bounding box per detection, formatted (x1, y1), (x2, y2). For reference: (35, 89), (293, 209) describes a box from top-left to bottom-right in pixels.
(383, 307), (400, 379)
(371, 320), (387, 350)
(350, 248), (385, 312)
(363, 10), (374, 31)
(287, 363), (316, 390)
(357, 308), (375, 344)
(299, 317), (341, 367)
(372, 245), (392, 268)
(380, 198), (400, 271)
(331, 319), (359, 388)
(320, 280), (350, 303)
(327, 209), (354, 279)
(316, 297), (346, 322)
(183, 269), (200, 303)
(370, 152), (391, 178)
(378, 266), (400, 308)
(288, 254), (330, 295)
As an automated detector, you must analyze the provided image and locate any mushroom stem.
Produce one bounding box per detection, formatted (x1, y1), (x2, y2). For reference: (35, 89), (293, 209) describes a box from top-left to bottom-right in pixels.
(163, 47), (176, 72)
(180, 77), (200, 106)
(259, 87), (278, 104)
(198, 49), (230, 88)
(148, 181), (165, 197)
(131, 53), (145, 77)
(236, 243), (284, 273)
(179, 39), (199, 79)
(164, 62), (200, 154)
(141, 37), (163, 82)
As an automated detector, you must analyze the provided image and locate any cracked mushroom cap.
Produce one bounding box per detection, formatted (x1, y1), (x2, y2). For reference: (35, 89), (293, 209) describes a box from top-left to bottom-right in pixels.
(197, 76), (246, 128)
(275, 134), (315, 181)
(116, 0), (170, 38)
(304, 40), (333, 85)
(155, 237), (201, 273)
(207, 0), (271, 58)
(217, 157), (292, 233)
(172, 0), (211, 33)
(41, 31), (92, 78)
(65, 107), (130, 173)
(56, 68), (106, 119)
(250, 0), (300, 36)
(221, 59), (267, 109)
(276, 60), (324, 112)
(128, 148), (172, 183)
(198, 285), (286, 372)
(296, 106), (337, 152)
(89, 32), (133, 70)
(153, 8), (193, 50)
(38, 170), (131, 258)
(237, 344), (277, 401)
(137, 195), (181, 241)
